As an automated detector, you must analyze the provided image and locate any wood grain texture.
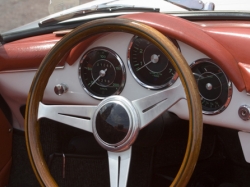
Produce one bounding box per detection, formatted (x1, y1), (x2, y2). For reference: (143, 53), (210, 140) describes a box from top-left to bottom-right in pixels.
(25, 17), (203, 187)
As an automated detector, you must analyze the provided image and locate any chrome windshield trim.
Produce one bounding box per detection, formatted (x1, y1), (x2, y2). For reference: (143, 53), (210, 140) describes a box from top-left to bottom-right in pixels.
(39, 3), (159, 26)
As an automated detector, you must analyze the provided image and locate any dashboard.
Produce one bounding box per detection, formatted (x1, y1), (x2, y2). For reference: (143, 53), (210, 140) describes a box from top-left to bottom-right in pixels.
(2, 11), (250, 187)
(0, 13), (250, 137)
(0, 30), (249, 133)
(78, 35), (232, 115)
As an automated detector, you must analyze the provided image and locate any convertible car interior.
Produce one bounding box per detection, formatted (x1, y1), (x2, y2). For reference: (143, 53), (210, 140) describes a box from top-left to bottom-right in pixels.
(1, 0), (250, 186)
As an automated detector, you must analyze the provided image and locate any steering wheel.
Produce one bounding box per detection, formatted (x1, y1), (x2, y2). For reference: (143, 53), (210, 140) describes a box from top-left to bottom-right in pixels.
(25, 18), (203, 187)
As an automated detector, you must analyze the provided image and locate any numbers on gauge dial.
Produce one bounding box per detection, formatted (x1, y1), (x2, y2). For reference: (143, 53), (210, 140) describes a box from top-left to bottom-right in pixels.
(191, 60), (232, 114)
(128, 36), (178, 90)
(79, 48), (125, 99)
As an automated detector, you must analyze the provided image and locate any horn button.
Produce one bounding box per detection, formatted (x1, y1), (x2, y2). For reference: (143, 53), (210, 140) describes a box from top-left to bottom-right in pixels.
(96, 103), (130, 144)
(93, 96), (140, 152)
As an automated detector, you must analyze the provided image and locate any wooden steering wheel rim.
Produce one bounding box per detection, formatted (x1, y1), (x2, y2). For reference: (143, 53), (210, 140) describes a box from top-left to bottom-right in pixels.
(25, 17), (203, 187)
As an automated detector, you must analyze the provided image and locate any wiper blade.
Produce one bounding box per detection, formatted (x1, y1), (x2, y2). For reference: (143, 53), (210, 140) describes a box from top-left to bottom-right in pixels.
(39, 5), (160, 27)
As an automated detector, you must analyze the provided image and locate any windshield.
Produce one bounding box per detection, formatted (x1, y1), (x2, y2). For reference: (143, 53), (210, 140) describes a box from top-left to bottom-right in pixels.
(0, 0), (249, 33)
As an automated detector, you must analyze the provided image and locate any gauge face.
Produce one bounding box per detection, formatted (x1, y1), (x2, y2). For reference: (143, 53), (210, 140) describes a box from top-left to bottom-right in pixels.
(191, 59), (232, 115)
(79, 47), (126, 99)
(128, 36), (178, 90)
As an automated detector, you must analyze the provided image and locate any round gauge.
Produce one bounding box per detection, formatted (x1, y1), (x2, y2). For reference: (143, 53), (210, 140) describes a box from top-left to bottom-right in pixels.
(128, 36), (178, 90)
(191, 59), (232, 115)
(79, 47), (126, 99)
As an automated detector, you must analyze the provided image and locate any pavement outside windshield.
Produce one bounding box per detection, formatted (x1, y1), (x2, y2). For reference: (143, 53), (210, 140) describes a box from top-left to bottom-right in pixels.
(0, 0), (249, 33)
(0, 0), (91, 33)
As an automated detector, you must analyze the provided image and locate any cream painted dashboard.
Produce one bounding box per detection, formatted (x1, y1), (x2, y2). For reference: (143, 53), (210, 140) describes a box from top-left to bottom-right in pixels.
(0, 32), (249, 134)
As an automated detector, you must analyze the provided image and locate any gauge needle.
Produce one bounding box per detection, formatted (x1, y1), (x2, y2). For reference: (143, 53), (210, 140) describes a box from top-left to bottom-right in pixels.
(90, 68), (107, 87)
(136, 54), (160, 71)
(193, 73), (205, 79)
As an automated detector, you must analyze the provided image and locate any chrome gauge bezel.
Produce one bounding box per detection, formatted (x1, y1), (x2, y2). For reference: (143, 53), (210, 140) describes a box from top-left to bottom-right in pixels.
(78, 47), (126, 100)
(190, 58), (232, 115)
(127, 36), (179, 90)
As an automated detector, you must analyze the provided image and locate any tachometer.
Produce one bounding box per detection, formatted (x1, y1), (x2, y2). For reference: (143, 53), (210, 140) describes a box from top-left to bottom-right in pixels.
(79, 47), (126, 99)
(191, 59), (232, 115)
(128, 36), (178, 89)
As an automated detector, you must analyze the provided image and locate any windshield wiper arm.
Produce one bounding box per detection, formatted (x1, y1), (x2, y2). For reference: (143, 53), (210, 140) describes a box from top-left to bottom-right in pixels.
(39, 5), (160, 27)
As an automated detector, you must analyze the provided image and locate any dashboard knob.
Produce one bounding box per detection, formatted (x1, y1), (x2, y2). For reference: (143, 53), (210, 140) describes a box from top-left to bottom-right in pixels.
(238, 105), (250, 121)
(54, 83), (68, 96)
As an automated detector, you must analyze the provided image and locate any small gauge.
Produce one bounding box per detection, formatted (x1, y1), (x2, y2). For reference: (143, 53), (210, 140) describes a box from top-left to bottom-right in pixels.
(79, 47), (126, 99)
(128, 36), (178, 90)
(191, 59), (232, 115)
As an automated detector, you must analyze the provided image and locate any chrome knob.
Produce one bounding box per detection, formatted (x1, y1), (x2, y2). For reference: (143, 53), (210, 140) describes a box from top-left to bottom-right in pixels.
(206, 83), (213, 90)
(54, 83), (68, 96)
(238, 105), (250, 121)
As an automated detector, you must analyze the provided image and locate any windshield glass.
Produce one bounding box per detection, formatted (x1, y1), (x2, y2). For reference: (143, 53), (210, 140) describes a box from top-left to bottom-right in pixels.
(0, 0), (249, 33)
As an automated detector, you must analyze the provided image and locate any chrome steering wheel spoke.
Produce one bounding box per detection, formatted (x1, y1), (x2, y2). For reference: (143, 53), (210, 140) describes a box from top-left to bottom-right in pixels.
(25, 18), (202, 187)
(37, 102), (97, 133)
(132, 83), (185, 129)
(108, 147), (132, 187)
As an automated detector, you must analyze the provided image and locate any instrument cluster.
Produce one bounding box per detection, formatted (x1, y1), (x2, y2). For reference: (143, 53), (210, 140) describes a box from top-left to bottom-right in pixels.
(78, 36), (232, 115)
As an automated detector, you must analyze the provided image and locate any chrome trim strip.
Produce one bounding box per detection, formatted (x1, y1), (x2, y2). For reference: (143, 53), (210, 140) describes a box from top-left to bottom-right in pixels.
(38, 102), (96, 133)
(108, 147), (131, 187)
(132, 83), (185, 129)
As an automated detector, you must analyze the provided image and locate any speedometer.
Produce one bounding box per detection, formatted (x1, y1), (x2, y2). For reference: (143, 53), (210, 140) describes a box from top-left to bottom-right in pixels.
(128, 36), (178, 90)
(79, 47), (126, 100)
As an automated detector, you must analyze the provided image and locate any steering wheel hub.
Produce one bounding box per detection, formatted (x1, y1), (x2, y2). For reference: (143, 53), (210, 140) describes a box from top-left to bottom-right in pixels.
(93, 96), (140, 152)
(25, 17), (203, 187)
(96, 102), (130, 144)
